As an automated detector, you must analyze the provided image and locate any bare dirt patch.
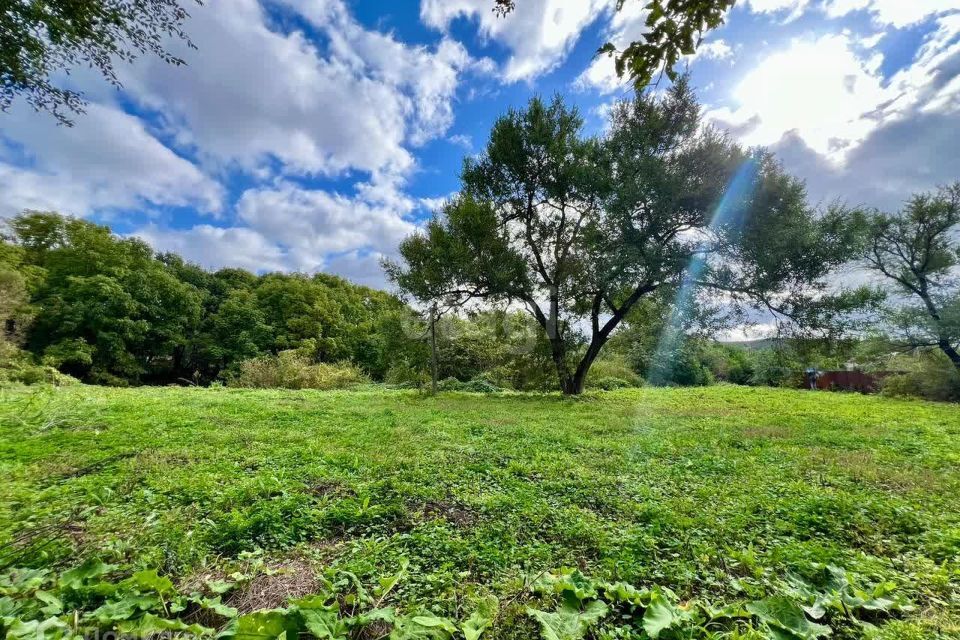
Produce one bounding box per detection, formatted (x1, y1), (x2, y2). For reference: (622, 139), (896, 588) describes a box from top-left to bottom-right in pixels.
(227, 557), (321, 613)
(742, 425), (795, 440)
(415, 499), (478, 528)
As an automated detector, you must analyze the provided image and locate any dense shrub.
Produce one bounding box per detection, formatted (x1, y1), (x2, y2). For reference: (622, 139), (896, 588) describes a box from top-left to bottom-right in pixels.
(881, 353), (960, 402)
(230, 351), (368, 390)
(648, 341), (715, 386)
(384, 361), (429, 388)
(699, 342), (754, 384)
(586, 355), (644, 389)
(589, 376), (634, 390)
(748, 347), (803, 387)
(438, 375), (502, 393)
(0, 341), (78, 386)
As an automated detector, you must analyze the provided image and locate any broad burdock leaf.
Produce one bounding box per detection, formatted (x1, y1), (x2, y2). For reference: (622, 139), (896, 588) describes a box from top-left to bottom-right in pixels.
(33, 590), (62, 616)
(642, 590), (688, 639)
(198, 595), (239, 618)
(5, 615), (72, 640)
(0, 569), (49, 595)
(123, 569), (174, 595)
(206, 579), (237, 595)
(223, 608), (299, 640)
(58, 559), (115, 589)
(528, 599), (609, 640)
(462, 595), (498, 640)
(390, 613), (458, 639)
(117, 612), (211, 636)
(746, 597), (831, 640)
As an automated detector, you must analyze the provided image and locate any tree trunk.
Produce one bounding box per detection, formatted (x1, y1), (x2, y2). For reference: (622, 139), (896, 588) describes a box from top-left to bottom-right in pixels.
(938, 339), (960, 373)
(429, 302), (438, 394)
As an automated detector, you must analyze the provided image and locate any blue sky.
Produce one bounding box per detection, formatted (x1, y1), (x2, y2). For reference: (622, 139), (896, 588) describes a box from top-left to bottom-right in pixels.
(1, 0), (958, 288)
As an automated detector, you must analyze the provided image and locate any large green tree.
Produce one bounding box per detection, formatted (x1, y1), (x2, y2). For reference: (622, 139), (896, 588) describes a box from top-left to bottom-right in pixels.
(9, 213), (202, 382)
(494, 0), (735, 88)
(387, 81), (867, 394)
(1, 0), (200, 125)
(864, 184), (960, 372)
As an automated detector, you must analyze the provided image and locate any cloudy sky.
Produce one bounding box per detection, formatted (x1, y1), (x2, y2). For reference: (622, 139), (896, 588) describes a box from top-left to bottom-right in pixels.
(1, 0), (958, 288)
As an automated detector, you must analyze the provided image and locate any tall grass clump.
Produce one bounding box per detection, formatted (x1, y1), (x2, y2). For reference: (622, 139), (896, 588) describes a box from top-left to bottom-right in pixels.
(230, 350), (368, 390)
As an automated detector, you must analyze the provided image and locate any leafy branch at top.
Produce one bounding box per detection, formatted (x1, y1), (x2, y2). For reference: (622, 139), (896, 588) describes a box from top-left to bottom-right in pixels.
(1, 0), (202, 125)
(494, 0), (737, 89)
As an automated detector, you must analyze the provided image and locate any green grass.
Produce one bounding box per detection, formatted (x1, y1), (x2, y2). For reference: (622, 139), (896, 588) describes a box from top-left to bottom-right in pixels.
(1, 384), (959, 638)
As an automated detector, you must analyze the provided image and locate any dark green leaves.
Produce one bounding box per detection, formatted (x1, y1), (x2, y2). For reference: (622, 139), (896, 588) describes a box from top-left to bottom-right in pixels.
(527, 599), (608, 640)
(525, 566), (911, 640)
(496, 1), (736, 88)
(747, 597), (831, 639)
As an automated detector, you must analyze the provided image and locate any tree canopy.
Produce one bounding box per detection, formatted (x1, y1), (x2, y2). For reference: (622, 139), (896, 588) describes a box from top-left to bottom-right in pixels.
(1, 0), (200, 125)
(864, 184), (960, 372)
(2, 212), (410, 385)
(386, 80), (868, 394)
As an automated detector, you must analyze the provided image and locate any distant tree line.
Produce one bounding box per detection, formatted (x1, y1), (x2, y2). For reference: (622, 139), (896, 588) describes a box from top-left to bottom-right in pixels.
(0, 212), (420, 386)
(0, 207), (957, 402)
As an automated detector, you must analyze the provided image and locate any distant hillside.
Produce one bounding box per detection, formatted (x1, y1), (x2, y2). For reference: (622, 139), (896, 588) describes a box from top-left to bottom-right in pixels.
(719, 338), (781, 351)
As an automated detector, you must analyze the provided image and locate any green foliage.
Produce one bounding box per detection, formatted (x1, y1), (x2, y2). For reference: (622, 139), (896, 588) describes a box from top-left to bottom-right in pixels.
(524, 566), (909, 640)
(746, 597), (830, 639)
(585, 355), (644, 390)
(651, 341), (716, 387)
(389, 82), (869, 394)
(880, 351), (960, 402)
(864, 183), (960, 375)
(437, 376), (502, 393)
(1, 0), (199, 125)
(0, 559), (496, 640)
(527, 599), (608, 640)
(231, 351), (368, 390)
(1, 385), (958, 637)
(494, 0), (735, 90)
(0, 340), (78, 386)
(3, 211), (412, 386)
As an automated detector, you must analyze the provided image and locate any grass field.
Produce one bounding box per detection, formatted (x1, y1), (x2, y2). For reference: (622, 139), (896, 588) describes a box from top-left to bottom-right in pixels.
(1, 385), (959, 639)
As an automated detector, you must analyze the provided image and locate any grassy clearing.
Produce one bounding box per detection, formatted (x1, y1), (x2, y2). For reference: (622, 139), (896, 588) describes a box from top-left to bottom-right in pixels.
(1, 385), (959, 638)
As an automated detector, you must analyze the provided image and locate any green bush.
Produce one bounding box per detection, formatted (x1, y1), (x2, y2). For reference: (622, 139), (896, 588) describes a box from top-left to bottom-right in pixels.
(590, 376), (633, 390)
(648, 341), (715, 386)
(438, 375), (502, 393)
(699, 342), (754, 384)
(462, 377), (501, 393)
(881, 353), (960, 402)
(748, 347), (802, 388)
(586, 355), (644, 389)
(230, 350), (368, 390)
(0, 340), (79, 386)
(384, 361), (429, 388)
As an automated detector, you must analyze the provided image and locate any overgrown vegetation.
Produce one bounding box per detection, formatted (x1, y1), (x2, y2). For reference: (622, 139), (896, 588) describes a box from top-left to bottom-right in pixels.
(230, 351), (368, 391)
(1, 385), (958, 638)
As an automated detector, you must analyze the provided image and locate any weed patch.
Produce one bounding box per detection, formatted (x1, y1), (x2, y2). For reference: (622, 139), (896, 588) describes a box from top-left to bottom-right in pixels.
(0, 385), (958, 637)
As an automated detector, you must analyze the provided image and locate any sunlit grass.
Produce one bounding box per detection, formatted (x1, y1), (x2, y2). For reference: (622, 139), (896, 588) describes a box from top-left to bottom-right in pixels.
(1, 384), (958, 637)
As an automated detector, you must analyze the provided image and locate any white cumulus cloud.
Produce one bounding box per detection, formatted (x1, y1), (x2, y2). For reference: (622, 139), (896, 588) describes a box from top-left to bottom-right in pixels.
(0, 103), (223, 218)
(421, 0), (613, 82)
